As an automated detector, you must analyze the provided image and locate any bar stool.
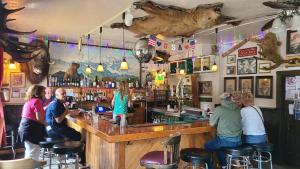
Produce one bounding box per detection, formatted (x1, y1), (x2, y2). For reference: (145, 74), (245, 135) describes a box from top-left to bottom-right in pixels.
(39, 137), (64, 169)
(224, 145), (253, 169)
(180, 148), (210, 169)
(251, 143), (273, 169)
(53, 141), (83, 169)
(140, 133), (181, 169)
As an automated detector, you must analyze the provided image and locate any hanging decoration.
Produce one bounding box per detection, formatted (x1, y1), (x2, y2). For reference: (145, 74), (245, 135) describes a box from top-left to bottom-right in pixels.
(148, 35), (157, 46)
(156, 40), (162, 47)
(85, 34), (92, 74)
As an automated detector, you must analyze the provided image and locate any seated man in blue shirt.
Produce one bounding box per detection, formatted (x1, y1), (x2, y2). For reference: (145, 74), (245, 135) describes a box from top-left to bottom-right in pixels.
(46, 88), (81, 141)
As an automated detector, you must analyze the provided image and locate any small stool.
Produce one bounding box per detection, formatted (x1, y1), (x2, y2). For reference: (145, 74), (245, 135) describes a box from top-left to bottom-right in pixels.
(180, 148), (210, 169)
(224, 145), (253, 169)
(251, 143), (273, 169)
(39, 137), (64, 169)
(53, 141), (83, 169)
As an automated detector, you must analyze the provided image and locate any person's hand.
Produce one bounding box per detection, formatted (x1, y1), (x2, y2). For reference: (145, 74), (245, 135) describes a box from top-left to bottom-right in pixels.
(69, 109), (80, 117)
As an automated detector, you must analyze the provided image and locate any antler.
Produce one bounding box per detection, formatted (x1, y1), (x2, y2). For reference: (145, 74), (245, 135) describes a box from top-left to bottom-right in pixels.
(0, 0), (40, 63)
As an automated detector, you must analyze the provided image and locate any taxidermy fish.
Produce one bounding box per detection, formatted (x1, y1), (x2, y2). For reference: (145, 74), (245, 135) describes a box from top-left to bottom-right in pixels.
(111, 0), (237, 37)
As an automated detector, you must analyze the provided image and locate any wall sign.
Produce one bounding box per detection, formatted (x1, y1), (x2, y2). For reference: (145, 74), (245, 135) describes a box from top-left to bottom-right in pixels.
(238, 47), (257, 57)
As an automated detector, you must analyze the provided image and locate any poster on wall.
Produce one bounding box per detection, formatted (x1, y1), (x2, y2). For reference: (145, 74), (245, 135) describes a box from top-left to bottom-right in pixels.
(286, 30), (300, 55)
(48, 42), (139, 83)
(286, 76), (297, 100)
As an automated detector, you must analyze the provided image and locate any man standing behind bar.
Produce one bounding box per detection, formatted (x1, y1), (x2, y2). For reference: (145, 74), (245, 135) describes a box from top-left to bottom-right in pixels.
(45, 88), (81, 141)
(204, 93), (242, 169)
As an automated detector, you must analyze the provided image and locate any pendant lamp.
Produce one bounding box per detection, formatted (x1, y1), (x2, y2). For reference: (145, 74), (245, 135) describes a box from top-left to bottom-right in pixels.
(97, 27), (104, 72)
(9, 60), (16, 69)
(211, 28), (218, 72)
(120, 12), (129, 70)
(85, 34), (92, 74)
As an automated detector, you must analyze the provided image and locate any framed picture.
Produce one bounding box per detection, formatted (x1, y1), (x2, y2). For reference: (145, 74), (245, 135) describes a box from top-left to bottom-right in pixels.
(226, 66), (236, 75)
(237, 57), (257, 75)
(256, 76), (273, 98)
(11, 88), (21, 98)
(239, 76), (254, 93)
(10, 72), (26, 88)
(286, 30), (300, 55)
(193, 57), (202, 72)
(259, 63), (271, 73)
(199, 81), (212, 96)
(0, 88), (10, 102)
(227, 55), (236, 64)
(169, 62), (177, 74)
(203, 56), (210, 71)
(224, 77), (237, 93)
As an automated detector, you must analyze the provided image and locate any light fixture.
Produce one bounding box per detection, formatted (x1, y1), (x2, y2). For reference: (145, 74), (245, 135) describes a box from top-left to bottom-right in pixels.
(179, 69), (185, 75)
(291, 14), (300, 32)
(97, 27), (104, 72)
(162, 69), (166, 76)
(9, 60), (16, 69)
(120, 12), (129, 70)
(211, 28), (218, 72)
(125, 9), (133, 26)
(85, 34), (92, 74)
(211, 61), (218, 71)
(271, 18), (286, 33)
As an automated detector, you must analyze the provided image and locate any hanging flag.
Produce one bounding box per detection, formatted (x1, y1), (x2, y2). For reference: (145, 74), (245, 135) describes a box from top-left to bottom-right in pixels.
(190, 40), (195, 50)
(148, 35), (156, 46)
(163, 42), (168, 49)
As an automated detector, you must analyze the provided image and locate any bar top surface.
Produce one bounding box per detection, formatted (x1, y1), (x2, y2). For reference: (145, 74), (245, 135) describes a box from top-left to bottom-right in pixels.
(67, 115), (214, 143)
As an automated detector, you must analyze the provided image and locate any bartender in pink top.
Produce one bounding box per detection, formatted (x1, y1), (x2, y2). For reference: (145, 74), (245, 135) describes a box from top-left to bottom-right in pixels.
(18, 85), (47, 160)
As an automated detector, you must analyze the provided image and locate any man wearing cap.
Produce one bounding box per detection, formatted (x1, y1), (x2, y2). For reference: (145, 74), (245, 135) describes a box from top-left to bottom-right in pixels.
(204, 93), (242, 169)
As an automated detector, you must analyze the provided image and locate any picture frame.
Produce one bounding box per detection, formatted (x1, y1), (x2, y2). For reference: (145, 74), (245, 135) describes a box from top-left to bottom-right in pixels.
(169, 62), (177, 74)
(286, 30), (300, 55)
(259, 63), (271, 73)
(11, 88), (21, 98)
(202, 56), (210, 71)
(226, 66), (236, 75)
(239, 76), (254, 94)
(255, 76), (273, 99)
(224, 77), (237, 93)
(0, 88), (10, 102)
(237, 57), (257, 75)
(227, 54), (236, 64)
(193, 57), (202, 72)
(199, 81), (212, 96)
(10, 72), (26, 88)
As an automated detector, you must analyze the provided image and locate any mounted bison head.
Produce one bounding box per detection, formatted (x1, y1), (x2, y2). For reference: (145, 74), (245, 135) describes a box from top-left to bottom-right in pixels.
(20, 39), (52, 84)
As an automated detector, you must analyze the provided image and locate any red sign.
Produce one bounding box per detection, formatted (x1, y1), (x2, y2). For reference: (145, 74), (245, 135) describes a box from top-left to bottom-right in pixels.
(238, 47), (257, 57)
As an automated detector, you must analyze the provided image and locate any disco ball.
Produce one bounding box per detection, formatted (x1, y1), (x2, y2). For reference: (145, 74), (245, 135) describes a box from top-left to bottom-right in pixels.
(133, 38), (156, 63)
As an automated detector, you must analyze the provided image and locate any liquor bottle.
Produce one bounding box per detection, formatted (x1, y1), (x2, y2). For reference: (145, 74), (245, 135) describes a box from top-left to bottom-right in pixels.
(90, 90), (94, 101)
(136, 80), (139, 88)
(111, 81), (115, 88)
(108, 81), (112, 89)
(80, 77), (83, 87)
(86, 90), (90, 101)
(95, 76), (98, 88)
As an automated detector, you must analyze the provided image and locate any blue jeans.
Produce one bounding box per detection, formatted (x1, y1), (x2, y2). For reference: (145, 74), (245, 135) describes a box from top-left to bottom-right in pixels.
(242, 134), (266, 144)
(204, 136), (241, 169)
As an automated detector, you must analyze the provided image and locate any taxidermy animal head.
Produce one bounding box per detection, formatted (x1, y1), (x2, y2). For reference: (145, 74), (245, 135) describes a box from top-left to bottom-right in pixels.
(20, 39), (53, 84)
(0, 0), (46, 63)
(111, 0), (237, 37)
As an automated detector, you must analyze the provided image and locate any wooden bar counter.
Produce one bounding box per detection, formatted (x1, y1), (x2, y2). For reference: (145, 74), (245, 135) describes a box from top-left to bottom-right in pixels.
(67, 115), (215, 169)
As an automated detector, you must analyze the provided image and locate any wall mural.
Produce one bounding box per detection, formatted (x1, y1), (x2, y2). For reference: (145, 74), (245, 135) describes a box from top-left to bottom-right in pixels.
(48, 42), (139, 84)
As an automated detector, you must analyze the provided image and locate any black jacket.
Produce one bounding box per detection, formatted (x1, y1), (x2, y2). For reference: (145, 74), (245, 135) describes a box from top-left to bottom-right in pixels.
(18, 118), (46, 144)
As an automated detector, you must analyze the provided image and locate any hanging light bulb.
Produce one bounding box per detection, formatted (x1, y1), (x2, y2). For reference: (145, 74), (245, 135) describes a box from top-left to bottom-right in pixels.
(85, 65), (92, 74)
(211, 61), (218, 71)
(179, 69), (185, 75)
(162, 69), (166, 76)
(125, 9), (133, 26)
(271, 18), (286, 33)
(85, 34), (92, 74)
(97, 27), (104, 72)
(120, 12), (129, 70)
(291, 14), (300, 32)
(9, 60), (16, 69)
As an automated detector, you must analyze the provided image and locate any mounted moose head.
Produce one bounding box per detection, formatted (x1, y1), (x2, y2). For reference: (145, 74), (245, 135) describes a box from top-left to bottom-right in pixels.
(0, 0), (52, 84)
